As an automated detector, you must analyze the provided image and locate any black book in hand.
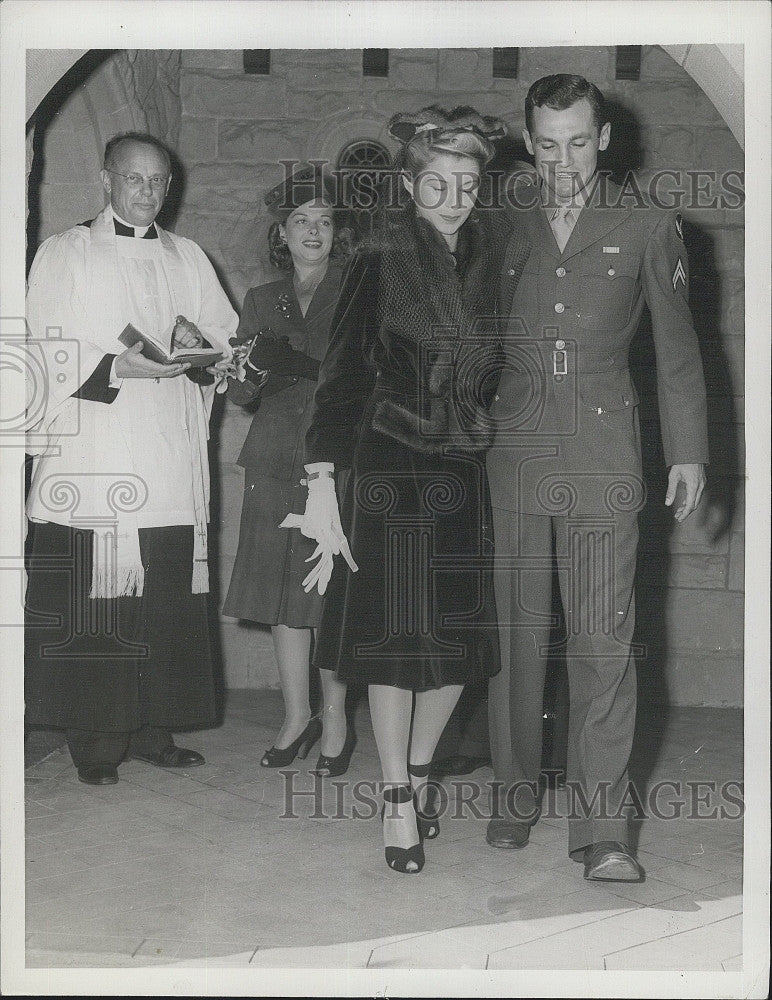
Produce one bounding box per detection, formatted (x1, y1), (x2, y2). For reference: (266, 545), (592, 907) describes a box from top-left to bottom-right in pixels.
(118, 322), (223, 368)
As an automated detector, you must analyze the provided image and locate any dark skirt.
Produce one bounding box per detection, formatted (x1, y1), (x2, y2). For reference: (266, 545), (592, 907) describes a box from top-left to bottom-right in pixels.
(25, 522), (216, 732)
(313, 405), (501, 691)
(222, 468), (324, 628)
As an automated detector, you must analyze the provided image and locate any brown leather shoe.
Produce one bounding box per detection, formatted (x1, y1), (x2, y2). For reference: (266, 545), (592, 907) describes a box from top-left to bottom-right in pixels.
(130, 746), (205, 768)
(486, 818), (531, 849)
(77, 765), (119, 785)
(583, 841), (645, 882)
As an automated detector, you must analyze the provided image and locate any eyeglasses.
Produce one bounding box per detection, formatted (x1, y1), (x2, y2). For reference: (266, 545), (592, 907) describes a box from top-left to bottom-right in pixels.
(106, 170), (169, 190)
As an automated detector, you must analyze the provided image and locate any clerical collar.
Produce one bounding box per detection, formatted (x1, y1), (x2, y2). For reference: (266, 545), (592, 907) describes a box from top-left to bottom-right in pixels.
(112, 212), (157, 239)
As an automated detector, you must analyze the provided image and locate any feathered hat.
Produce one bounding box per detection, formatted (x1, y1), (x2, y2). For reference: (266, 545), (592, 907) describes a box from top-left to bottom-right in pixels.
(387, 105), (508, 145)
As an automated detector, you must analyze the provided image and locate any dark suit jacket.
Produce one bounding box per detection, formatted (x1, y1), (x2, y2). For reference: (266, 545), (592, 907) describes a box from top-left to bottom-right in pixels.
(487, 175), (708, 516)
(235, 263), (343, 481)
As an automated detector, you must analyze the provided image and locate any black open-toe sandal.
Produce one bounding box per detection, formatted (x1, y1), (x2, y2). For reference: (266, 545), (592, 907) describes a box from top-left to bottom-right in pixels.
(381, 784), (425, 874)
(408, 762), (440, 840)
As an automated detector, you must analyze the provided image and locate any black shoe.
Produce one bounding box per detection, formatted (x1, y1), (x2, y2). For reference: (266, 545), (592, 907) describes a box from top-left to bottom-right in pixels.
(261, 717), (321, 768)
(77, 765), (119, 785)
(381, 784), (425, 874)
(583, 841), (645, 882)
(313, 726), (356, 777)
(430, 753), (491, 777)
(486, 818), (531, 849)
(408, 762), (440, 840)
(130, 746), (205, 768)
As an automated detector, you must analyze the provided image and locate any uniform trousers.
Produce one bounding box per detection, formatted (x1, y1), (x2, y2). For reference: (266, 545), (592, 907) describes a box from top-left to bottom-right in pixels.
(489, 507), (639, 855)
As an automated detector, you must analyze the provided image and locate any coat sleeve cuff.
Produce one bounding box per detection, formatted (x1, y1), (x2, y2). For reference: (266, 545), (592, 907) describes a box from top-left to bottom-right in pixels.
(73, 353), (120, 403)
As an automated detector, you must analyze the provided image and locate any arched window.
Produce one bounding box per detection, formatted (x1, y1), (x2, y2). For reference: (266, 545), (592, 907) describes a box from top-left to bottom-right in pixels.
(336, 139), (392, 239)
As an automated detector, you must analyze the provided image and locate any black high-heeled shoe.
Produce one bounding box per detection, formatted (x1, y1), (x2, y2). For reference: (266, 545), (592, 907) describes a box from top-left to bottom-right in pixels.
(313, 726), (356, 777)
(408, 762), (440, 840)
(260, 717), (321, 768)
(381, 784), (425, 874)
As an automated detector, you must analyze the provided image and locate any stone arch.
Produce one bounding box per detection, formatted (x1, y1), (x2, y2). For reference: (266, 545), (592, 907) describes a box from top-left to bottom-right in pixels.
(662, 44), (744, 148)
(27, 44), (744, 149)
(27, 50), (182, 250)
(26, 50), (89, 123)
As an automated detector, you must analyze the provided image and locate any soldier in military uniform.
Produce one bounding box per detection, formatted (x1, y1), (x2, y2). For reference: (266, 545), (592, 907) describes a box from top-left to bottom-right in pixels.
(486, 75), (708, 881)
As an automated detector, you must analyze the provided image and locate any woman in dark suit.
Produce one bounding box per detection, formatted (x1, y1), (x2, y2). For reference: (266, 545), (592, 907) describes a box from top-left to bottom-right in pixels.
(223, 166), (354, 774)
(291, 108), (530, 873)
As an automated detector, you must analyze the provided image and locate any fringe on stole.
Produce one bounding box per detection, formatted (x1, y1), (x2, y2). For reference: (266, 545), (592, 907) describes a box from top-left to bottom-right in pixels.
(88, 526), (146, 599)
(192, 547), (209, 594)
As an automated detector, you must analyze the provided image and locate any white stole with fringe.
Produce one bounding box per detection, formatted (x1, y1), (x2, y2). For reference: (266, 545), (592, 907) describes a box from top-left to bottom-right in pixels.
(85, 207), (211, 598)
(25, 205), (214, 599)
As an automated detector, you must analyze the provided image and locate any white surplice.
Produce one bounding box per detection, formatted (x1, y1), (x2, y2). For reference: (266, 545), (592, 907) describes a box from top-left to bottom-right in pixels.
(25, 205), (238, 597)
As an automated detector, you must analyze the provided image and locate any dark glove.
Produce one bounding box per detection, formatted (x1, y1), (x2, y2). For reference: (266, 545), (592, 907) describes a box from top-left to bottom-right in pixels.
(247, 335), (320, 381)
(247, 335), (296, 370)
(226, 376), (262, 406)
(185, 367), (215, 386)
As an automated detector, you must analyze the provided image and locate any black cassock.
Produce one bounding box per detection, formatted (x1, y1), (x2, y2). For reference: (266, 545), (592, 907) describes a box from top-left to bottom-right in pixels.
(25, 522), (217, 734)
(24, 359), (217, 735)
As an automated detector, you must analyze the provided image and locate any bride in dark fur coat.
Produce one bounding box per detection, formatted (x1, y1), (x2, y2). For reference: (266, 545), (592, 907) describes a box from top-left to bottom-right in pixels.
(285, 106), (530, 873)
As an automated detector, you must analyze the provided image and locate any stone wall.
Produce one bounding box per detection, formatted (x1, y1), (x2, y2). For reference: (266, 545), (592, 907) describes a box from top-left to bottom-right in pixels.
(173, 46), (744, 706)
(27, 46), (745, 705)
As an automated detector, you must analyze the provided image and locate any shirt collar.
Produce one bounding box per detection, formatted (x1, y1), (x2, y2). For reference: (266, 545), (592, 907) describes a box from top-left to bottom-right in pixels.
(538, 174), (594, 218)
(112, 210), (155, 238)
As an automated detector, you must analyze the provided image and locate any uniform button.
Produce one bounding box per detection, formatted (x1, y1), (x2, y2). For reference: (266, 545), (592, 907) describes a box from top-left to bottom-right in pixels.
(508, 268), (516, 276)
(554, 303), (565, 313)
(556, 266), (566, 277)
(607, 266), (616, 276)
(494, 394), (500, 401)
(555, 339), (566, 350)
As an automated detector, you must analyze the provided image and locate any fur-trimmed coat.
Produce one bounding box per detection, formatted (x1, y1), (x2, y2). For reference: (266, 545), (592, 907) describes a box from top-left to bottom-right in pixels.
(306, 206), (530, 465)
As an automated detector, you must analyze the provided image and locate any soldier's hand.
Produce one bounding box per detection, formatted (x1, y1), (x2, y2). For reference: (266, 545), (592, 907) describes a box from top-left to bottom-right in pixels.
(114, 341), (190, 379)
(666, 463), (706, 522)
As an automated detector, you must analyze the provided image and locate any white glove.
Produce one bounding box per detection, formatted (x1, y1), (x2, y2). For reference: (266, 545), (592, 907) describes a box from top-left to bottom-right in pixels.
(279, 464), (358, 595)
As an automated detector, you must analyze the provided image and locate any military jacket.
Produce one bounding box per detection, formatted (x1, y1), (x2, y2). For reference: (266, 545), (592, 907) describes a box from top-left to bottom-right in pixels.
(487, 175), (708, 516)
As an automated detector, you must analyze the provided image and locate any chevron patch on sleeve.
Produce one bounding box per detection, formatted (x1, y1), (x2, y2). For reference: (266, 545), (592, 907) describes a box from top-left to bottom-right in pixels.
(672, 257), (686, 291)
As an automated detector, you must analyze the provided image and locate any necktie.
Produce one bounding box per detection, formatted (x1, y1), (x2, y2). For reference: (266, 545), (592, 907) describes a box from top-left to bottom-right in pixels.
(549, 206), (576, 253)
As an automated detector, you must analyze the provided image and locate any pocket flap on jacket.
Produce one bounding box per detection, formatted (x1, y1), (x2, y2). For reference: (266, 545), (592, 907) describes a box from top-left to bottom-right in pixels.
(578, 373), (639, 412)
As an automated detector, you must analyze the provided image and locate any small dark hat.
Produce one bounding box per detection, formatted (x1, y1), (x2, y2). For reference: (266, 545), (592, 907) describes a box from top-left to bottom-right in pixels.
(264, 163), (340, 218)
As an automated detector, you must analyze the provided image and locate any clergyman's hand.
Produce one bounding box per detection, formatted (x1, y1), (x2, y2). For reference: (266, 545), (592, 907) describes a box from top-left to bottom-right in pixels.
(114, 341), (190, 379)
(172, 315), (203, 349)
(666, 463), (706, 522)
